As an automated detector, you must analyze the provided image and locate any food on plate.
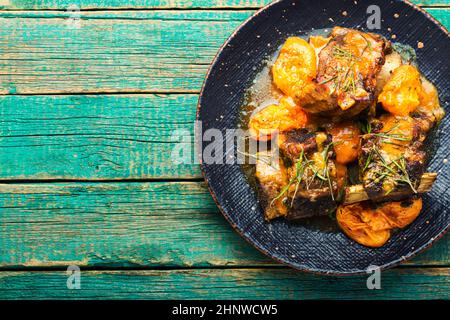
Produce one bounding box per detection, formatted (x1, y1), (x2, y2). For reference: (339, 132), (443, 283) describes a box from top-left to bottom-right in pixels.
(243, 27), (444, 247)
(378, 65), (423, 116)
(337, 198), (422, 247)
(254, 150), (289, 220)
(290, 27), (389, 117)
(325, 121), (360, 164)
(272, 37), (318, 100)
(249, 96), (308, 140)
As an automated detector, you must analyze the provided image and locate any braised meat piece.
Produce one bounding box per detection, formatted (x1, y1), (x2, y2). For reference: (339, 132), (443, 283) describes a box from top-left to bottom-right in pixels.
(277, 128), (318, 163)
(303, 27), (389, 118)
(360, 67), (444, 202)
(287, 188), (337, 220)
(255, 150), (289, 220)
(359, 115), (428, 202)
(278, 129), (346, 219)
(255, 129), (347, 220)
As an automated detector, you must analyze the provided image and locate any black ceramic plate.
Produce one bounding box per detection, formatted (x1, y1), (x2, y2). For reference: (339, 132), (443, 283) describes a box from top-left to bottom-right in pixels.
(197, 0), (450, 275)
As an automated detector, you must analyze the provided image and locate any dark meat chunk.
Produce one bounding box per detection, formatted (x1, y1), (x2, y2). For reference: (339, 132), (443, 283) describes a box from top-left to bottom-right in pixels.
(275, 129), (347, 219)
(359, 75), (445, 202)
(255, 150), (289, 220)
(256, 129), (347, 220)
(359, 115), (427, 202)
(300, 27), (389, 118)
(277, 128), (318, 163)
(287, 188), (337, 220)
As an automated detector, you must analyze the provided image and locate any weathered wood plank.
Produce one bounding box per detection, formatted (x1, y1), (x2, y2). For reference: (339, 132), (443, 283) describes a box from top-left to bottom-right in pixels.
(0, 9), (448, 94)
(0, 10), (252, 94)
(0, 268), (448, 299)
(0, 94), (200, 179)
(0, 0), (270, 10)
(0, 182), (447, 268)
(0, 0), (447, 10)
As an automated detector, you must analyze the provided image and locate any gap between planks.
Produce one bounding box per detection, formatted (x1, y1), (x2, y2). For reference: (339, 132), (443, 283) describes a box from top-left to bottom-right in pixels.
(0, 90), (199, 96)
(0, 263), (447, 272)
(0, 178), (204, 183)
(0, 7), (265, 12)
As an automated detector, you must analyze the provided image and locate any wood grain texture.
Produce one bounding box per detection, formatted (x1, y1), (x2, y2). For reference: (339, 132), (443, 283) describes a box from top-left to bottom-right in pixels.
(0, 9), (448, 94)
(0, 268), (448, 299)
(0, 182), (447, 268)
(0, 94), (200, 180)
(0, 10), (252, 94)
(0, 0), (447, 10)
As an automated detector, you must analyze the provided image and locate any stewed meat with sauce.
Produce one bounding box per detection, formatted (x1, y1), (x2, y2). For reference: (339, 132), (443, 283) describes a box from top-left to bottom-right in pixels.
(246, 27), (444, 247)
(272, 27), (389, 119)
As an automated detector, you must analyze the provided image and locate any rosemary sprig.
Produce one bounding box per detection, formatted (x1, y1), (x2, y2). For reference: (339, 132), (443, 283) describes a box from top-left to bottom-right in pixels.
(358, 120), (373, 135)
(236, 149), (278, 169)
(323, 142), (336, 201)
(326, 166), (335, 201)
(391, 156), (418, 193)
(363, 151), (372, 172)
(271, 142), (337, 207)
(271, 149), (308, 207)
(333, 46), (356, 59)
(371, 132), (411, 142)
(365, 151), (418, 194)
(318, 75), (338, 85)
(290, 150), (309, 207)
(360, 34), (372, 56)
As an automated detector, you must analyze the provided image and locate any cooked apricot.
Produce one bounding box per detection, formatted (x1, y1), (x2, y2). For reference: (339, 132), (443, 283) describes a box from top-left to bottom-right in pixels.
(309, 35), (331, 50)
(379, 198), (422, 228)
(272, 37), (317, 99)
(337, 198), (423, 247)
(378, 65), (423, 116)
(249, 96), (308, 140)
(327, 121), (360, 164)
(337, 203), (391, 248)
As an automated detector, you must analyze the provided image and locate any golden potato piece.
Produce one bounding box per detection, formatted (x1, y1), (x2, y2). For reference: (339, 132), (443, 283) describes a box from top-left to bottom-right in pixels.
(378, 65), (423, 116)
(272, 37), (317, 99)
(249, 96), (308, 140)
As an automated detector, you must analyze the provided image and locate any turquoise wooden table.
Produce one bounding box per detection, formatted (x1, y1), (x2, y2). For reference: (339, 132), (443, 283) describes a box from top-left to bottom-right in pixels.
(0, 0), (448, 300)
